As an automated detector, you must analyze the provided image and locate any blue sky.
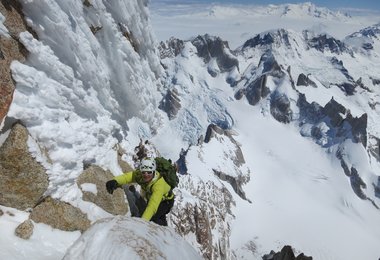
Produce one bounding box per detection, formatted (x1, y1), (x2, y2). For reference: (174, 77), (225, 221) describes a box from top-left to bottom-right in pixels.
(153, 0), (380, 11)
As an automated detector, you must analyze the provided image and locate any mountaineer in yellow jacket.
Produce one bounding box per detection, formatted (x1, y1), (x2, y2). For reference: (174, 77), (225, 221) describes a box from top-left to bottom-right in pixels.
(106, 157), (174, 226)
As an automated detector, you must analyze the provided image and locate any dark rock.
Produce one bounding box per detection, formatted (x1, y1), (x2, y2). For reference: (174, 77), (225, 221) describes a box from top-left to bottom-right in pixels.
(270, 93), (292, 123)
(348, 23), (380, 39)
(329, 57), (354, 83)
(350, 167), (367, 199)
(191, 34), (239, 73)
(243, 33), (275, 48)
(159, 88), (181, 120)
(307, 34), (350, 55)
(263, 245), (312, 260)
(242, 29), (291, 49)
(259, 51), (284, 76)
(371, 77), (380, 85)
(159, 37), (185, 59)
(346, 113), (367, 147)
(176, 148), (189, 175)
(234, 88), (245, 100)
(337, 82), (356, 95)
(207, 66), (218, 77)
(245, 75), (270, 105)
(296, 73), (317, 88)
(213, 169), (250, 202)
(322, 98), (346, 127)
(204, 124), (225, 143)
(336, 150), (370, 202)
(297, 94), (324, 124)
(362, 43), (373, 50)
(369, 135), (380, 162)
(374, 177), (380, 199)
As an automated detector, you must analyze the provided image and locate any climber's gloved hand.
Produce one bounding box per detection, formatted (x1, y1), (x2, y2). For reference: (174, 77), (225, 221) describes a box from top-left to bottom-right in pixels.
(128, 184), (136, 193)
(106, 180), (118, 194)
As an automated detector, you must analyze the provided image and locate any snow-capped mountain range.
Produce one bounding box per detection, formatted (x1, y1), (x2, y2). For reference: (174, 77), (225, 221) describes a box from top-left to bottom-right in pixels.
(1, 1), (380, 259)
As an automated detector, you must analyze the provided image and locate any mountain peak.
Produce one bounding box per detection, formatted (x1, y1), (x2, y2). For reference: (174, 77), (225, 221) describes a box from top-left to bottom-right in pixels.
(266, 2), (350, 20)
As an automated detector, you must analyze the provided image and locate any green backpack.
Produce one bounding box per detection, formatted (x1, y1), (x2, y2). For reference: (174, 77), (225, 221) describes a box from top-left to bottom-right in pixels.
(155, 157), (179, 189)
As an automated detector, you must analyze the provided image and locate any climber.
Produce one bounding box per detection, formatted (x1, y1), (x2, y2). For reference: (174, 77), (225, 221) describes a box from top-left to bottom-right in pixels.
(106, 157), (175, 226)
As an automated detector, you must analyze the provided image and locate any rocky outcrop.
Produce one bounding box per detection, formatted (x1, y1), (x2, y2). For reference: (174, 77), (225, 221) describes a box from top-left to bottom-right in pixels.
(369, 135), (380, 162)
(374, 177), (380, 199)
(321, 98), (367, 147)
(263, 245), (312, 260)
(204, 124), (245, 166)
(235, 52), (285, 106)
(15, 219), (34, 239)
(298, 94), (374, 204)
(307, 34), (351, 55)
(237, 52), (293, 123)
(204, 124), (250, 203)
(235, 75), (270, 105)
(322, 98), (346, 127)
(296, 73), (317, 88)
(242, 29), (291, 49)
(170, 177), (235, 260)
(30, 196), (91, 232)
(259, 51), (284, 76)
(328, 57), (358, 95)
(191, 34), (239, 73)
(336, 150), (367, 199)
(270, 93), (292, 123)
(213, 169), (250, 202)
(77, 165), (128, 215)
(297, 94), (324, 123)
(0, 123), (48, 210)
(170, 124), (251, 258)
(159, 37), (185, 59)
(299, 96), (367, 147)
(0, 0), (34, 124)
(159, 88), (181, 120)
(345, 113), (367, 147)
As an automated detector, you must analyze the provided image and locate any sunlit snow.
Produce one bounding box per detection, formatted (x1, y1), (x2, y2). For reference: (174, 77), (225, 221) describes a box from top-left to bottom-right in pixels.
(1, 0), (380, 259)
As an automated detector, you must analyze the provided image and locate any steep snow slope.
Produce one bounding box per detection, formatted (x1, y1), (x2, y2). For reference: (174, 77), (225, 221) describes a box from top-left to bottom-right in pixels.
(7, 0), (164, 202)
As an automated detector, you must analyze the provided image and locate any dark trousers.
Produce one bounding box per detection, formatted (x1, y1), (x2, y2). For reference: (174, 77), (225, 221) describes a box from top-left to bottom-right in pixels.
(124, 185), (174, 226)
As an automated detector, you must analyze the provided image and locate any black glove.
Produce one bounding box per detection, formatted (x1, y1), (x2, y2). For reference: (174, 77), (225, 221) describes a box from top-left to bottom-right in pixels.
(106, 180), (118, 194)
(128, 184), (136, 193)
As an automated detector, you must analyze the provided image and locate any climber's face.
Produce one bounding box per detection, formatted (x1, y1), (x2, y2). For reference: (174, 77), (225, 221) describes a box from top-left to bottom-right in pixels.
(142, 171), (154, 183)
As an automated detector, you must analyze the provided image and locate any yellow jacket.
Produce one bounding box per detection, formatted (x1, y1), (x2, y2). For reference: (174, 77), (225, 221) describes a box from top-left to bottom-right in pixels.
(113, 170), (173, 221)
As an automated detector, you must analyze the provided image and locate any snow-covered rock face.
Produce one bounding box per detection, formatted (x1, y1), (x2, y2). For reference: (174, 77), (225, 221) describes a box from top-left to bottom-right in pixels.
(63, 216), (202, 260)
(0, 1), (29, 124)
(168, 123), (250, 259)
(6, 0), (165, 199)
(345, 23), (380, 52)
